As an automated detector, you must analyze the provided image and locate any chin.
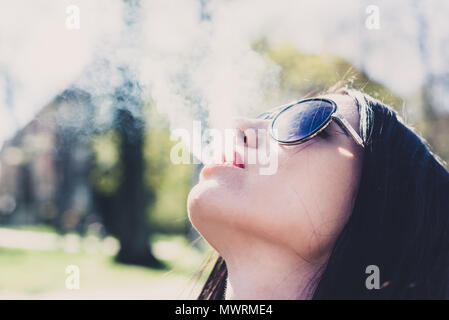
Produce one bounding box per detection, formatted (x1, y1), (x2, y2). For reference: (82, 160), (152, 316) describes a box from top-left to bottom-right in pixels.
(187, 178), (242, 233)
(187, 179), (221, 227)
(187, 181), (228, 249)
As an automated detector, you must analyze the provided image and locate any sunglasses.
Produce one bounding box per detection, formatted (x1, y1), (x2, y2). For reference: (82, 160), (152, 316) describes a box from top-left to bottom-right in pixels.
(257, 97), (364, 147)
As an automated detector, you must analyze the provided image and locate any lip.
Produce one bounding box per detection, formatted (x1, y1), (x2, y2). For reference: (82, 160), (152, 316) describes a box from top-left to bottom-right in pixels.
(200, 151), (245, 177)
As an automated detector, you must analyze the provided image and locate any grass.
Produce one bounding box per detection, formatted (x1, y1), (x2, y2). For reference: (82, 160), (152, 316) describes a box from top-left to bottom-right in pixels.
(6, 224), (60, 234)
(0, 232), (213, 299)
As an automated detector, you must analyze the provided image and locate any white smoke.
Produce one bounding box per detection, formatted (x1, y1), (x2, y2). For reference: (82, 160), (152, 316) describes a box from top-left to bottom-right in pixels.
(0, 0), (124, 143)
(1, 0), (449, 147)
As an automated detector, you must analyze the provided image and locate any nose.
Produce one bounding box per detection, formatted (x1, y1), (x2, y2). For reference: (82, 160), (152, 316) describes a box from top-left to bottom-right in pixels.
(233, 117), (270, 149)
(234, 117), (269, 130)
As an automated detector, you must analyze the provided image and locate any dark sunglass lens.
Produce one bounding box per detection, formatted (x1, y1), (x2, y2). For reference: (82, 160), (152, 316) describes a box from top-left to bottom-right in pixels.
(272, 100), (334, 142)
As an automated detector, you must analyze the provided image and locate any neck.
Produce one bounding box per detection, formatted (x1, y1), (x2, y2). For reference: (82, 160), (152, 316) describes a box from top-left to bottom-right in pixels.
(223, 241), (323, 300)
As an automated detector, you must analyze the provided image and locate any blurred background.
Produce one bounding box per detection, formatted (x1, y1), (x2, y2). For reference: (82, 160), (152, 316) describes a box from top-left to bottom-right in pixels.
(0, 0), (448, 299)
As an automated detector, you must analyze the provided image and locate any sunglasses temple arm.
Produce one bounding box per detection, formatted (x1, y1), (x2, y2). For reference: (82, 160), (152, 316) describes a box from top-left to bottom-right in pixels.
(331, 113), (364, 147)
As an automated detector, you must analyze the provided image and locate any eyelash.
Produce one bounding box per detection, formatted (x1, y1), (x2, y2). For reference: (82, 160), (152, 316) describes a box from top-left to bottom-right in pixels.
(318, 128), (331, 139)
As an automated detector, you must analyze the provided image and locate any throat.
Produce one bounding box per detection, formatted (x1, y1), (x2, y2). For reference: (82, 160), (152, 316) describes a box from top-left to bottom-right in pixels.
(223, 244), (323, 300)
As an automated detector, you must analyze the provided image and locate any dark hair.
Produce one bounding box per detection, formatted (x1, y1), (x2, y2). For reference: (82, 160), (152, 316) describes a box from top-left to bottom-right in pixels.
(198, 89), (449, 299)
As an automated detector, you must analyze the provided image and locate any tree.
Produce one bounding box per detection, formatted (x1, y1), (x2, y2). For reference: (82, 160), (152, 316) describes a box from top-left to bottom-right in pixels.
(93, 78), (163, 268)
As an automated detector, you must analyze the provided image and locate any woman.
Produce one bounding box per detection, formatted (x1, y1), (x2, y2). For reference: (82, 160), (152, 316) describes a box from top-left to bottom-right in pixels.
(187, 88), (449, 299)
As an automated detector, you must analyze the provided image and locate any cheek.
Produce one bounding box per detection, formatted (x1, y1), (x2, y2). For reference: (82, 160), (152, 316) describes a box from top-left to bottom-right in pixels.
(242, 145), (360, 259)
(285, 148), (360, 257)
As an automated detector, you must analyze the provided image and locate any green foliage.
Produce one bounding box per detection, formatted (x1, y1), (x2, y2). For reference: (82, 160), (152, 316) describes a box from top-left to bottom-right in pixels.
(90, 130), (122, 195)
(263, 43), (403, 110)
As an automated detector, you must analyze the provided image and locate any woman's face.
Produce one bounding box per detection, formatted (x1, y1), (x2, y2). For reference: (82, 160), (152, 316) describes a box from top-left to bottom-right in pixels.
(187, 93), (363, 264)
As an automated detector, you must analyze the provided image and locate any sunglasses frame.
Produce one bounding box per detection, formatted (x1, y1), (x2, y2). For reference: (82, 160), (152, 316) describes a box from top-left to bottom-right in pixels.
(260, 98), (364, 147)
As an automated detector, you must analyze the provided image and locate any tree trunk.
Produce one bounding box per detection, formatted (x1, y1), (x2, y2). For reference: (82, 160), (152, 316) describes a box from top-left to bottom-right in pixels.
(95, 80), (163, 269)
